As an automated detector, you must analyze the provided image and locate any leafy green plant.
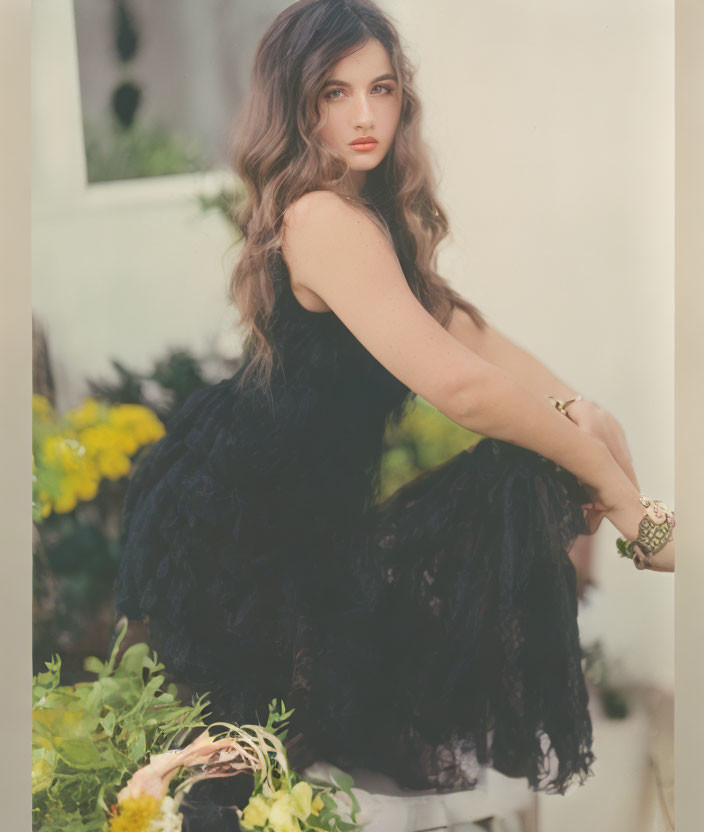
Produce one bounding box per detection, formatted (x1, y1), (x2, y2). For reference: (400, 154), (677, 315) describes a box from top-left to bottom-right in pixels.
(378, 397), (483, 501)
(196, 179), (247, 238)
(581, 640), (630, 719)
(83, 118), (209, 183)
(32, 624), (210, 831)
(86, 348), (232, 417)
(33, 624), (361, 832)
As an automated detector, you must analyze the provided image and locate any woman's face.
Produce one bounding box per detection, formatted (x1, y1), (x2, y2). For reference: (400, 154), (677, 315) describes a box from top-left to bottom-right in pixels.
(317, 38), (402, 190)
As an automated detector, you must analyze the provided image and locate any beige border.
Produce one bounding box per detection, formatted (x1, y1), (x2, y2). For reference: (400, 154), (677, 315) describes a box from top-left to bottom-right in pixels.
(3, 1), (703, 830)
(675, 1), (704, 830)
(0, 0), (31, 829)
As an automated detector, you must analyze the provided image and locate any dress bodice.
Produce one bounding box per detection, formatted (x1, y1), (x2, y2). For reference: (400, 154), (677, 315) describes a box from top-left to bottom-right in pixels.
(267, 250), (411, 411)
(218, 251), (415, 532)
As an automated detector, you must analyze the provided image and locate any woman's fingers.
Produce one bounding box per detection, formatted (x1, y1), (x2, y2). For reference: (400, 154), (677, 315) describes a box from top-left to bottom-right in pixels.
(567, 402), (641, 493)
(582, 502), (608, 533)
(583, 502), (608, 511)
(606, 432), (640, 491)
(600, 414), (641, 491)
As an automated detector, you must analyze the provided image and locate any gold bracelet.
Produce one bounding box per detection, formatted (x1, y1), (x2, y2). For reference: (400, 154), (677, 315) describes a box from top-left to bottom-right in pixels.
(616, 495), (675, 568)
(547, 394), (583, 415)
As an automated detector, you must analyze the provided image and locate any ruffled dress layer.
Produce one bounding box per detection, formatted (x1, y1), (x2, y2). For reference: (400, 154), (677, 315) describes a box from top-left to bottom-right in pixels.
(114, 251), (594, 799)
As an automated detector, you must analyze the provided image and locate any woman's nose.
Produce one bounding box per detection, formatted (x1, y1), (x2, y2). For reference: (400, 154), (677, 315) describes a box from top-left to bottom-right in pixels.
(353, 95), (374, 128)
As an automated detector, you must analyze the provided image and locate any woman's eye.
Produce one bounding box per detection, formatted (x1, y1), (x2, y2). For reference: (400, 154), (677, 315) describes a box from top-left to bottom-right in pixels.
(324, 84), (394, 101)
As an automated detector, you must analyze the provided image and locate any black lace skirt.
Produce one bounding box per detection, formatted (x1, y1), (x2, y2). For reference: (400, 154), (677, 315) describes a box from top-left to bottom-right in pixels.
(282, 438), (594, 796)
(115, 409), (594, 801)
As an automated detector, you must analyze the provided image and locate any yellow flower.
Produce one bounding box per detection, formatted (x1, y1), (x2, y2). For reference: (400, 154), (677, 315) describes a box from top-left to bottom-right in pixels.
(31, 757), (54, 793)
(242, 786), (312, 832)
(32, 397), (168, 523)
(133, 415), (166, 446)
(32, 394), (55, 422)
(311, 793), (324, 816)
(268, 791), (300, 832)
(120, 433), (140, 456)
(97, 448), (132, 480)
(79, 424), (115, 455)
(107, 404), (141, 426)
(64, 398), (103, 431)
(109, 793), (161, 832)
(52, 483), (78, 514)
(290, 781), (313, 820)
(242, 794), (270, 829)
(108, 404), (166, 448)
(43, 435), (80, 470)
(73, 474), (100, 501)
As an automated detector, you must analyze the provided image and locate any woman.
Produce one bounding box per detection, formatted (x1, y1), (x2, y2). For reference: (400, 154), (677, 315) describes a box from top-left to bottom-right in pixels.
(114, 0), (674, 807)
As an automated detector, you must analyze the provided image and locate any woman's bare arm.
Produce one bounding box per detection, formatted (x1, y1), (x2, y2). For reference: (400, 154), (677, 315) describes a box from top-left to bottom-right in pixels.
(447, 306), (641, 491)
(447, 308), (578, 402)
(281, 190), (644, 542)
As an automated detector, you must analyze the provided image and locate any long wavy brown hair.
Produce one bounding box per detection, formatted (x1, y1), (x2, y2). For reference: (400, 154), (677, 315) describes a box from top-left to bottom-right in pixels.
(229, 0), (487, 394)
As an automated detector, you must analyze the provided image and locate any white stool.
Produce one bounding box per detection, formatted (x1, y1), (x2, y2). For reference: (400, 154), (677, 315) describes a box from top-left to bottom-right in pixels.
(302, 760), (535, 832)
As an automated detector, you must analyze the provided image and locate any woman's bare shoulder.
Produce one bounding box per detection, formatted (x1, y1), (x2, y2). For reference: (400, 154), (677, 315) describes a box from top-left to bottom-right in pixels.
(281, 190), (383, 306)
(283, 189), (363, 235)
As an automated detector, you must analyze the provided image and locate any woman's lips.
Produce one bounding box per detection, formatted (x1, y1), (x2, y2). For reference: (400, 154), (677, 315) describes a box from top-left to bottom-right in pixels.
(349, 140), (378, 151)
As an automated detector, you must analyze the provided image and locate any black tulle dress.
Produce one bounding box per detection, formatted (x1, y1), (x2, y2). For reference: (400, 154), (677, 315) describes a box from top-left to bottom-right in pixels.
(113, 246), (596, 801)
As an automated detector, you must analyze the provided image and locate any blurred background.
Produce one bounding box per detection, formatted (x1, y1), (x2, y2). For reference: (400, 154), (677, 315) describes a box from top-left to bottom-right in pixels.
(31, 1), (673, 830)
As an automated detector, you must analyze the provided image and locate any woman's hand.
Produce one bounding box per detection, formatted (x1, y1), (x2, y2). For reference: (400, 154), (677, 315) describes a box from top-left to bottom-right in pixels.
(586, 476), (675, 573)
(632, 537), (675, 572)
(564, 399), (640, 533)
(565, 399), (639, 488)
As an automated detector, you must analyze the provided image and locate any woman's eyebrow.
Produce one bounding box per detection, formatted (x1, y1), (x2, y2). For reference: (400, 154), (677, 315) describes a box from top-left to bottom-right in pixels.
(322, 72), (397, 88)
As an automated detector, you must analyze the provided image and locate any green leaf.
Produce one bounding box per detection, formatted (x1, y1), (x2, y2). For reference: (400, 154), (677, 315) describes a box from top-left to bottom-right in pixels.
(141, 674), (166, 700)
(54, 738), (103, 769)
(335, 820), (362, 831)
(329, 768), (354, 794)
(83, 656), (105, 676)
(105, 619), (129, 676)
(129, 730), (146, 762)
(93, 676), (130, 710)
(100, 711), (116, 736)
(143, 655), (161, 671)
(115, 643), (150, 677)
(32, 756), (55, 794)
(82, 684), (104, 716)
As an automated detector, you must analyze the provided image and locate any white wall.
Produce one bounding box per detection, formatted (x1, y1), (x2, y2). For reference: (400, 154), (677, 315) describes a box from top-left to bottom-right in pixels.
(32, 0), (673, 689)
(381, 0), (674, 690)
(32, 0), (242, 411)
